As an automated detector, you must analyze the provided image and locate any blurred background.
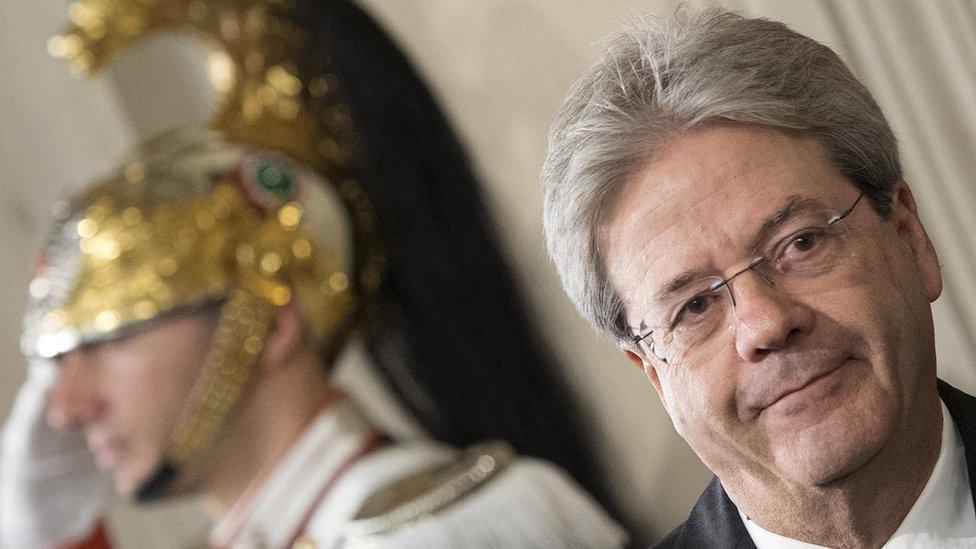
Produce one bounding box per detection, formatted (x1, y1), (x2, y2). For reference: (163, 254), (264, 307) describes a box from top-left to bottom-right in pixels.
(1, 0), (974, 546)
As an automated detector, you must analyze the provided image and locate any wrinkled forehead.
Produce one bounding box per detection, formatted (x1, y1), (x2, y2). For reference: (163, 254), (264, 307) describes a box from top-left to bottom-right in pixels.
(602, 125), (855, 308)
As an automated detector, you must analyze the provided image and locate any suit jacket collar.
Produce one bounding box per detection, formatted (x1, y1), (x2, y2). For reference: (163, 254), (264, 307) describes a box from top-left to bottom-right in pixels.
(654, 379), (976, 548)
(936, 379), (976, 513)
(653, 475), (754, 548)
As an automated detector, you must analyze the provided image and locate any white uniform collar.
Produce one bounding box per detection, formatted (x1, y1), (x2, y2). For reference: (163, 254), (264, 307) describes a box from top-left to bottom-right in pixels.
(209, 399), (378, 548)
(741, 398), (976, 548)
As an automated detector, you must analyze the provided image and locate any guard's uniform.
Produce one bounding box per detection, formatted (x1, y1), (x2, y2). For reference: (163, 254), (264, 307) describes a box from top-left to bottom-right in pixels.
(210, 400), (626, 549)
(2, 386), (626, 549)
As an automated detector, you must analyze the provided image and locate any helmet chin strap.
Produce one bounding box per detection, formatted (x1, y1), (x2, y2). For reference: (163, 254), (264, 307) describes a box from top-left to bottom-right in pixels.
(137, 286), (276, 502)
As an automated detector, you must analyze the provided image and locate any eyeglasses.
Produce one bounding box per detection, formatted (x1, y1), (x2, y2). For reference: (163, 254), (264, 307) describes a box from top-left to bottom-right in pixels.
(629, 193), (866, 364)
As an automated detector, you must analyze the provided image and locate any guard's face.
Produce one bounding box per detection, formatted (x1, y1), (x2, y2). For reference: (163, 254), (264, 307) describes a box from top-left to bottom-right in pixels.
(604, 125), (942, 487)
(46, 313), (214, 495)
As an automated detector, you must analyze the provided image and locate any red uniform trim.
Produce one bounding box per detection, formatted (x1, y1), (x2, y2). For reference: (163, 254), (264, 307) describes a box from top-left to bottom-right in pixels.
(62, 520), (112, 549)
(285, 430), (388, 547)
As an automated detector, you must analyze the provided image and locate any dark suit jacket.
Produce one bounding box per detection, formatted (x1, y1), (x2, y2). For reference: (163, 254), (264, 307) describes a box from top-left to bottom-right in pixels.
(653, 380), (976, 548)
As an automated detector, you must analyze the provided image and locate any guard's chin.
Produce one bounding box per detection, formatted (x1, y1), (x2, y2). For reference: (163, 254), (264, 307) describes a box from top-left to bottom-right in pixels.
(111, 460), (155, 498)
(119, 458), (201, 503)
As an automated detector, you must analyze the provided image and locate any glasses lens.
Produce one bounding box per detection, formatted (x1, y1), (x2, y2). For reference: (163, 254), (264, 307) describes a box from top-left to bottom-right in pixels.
(640, 278), (732, 362)
(633, 196), (864, 364)
(753, 209), (857, 294)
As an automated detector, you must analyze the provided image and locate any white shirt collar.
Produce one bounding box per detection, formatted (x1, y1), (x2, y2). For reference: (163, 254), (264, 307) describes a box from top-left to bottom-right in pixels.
(741, 399), (976, 548)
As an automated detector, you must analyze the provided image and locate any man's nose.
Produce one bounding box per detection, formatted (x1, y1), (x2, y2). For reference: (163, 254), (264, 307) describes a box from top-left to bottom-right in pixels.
(730, 272), (814, 362)
(46, 349), (106, 429)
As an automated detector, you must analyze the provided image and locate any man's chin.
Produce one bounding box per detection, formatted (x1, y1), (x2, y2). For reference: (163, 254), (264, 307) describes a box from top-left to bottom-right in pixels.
(771, 415), (888, 486)
(782, 445), (880, 487)
(764, 369), (895, 485)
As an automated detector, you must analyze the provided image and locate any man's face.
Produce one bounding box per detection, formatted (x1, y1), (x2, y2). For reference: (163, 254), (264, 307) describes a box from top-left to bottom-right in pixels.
(46, 313), (214, 495)
(604, 125), (942, 488)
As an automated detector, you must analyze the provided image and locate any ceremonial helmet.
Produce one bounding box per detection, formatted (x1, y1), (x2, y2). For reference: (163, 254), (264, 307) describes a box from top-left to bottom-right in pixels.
(25, 0), (382, 500)
(23, 0), (607, 512)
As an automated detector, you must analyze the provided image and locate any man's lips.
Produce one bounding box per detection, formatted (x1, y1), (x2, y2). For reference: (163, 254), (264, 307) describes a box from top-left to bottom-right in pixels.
(757, 360), (849, 413)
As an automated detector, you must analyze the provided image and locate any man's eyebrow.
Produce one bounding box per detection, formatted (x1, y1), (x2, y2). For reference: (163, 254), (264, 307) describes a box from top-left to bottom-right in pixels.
(653, 268), (710, 305)
(650, 195), (825, 305)
(746, 195), (826, 252)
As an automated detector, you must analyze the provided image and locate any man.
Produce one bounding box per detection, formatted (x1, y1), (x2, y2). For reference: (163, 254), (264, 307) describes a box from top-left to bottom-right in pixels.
(541, 7), (974, 548)
(0, 1), (627, 547)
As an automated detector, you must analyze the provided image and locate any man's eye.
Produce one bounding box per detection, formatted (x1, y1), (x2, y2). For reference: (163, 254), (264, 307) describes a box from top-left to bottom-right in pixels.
(686, 295), (710, 314)
(675, 293), (718, 323)
(768, 226), (837, 274)
(789, 230), (821, 253)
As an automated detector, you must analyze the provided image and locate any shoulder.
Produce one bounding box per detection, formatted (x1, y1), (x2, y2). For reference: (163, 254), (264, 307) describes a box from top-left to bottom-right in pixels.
(938, 379), (976, 428)
(652, 526), (683, 548)
(341, 441), (628, 549)
(297, 438), (456, 548)
(649, 477), (754, 549)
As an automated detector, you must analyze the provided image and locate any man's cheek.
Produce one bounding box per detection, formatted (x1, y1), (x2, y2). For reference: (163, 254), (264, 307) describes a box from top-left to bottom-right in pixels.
(667, 382), (720, 442)
(659, 367), (694, 432)
(669, 394), (748, 476)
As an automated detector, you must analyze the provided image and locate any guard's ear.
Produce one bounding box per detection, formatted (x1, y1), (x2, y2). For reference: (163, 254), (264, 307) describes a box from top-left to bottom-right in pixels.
(890, 182), (942, 302)
(625, 349), (666, 403)
(262, 300), (305, 370)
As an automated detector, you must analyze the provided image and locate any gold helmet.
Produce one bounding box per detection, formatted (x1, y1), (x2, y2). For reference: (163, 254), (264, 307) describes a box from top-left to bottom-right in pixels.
(28, 0), (383, 500)
(24, 128), (360, 359)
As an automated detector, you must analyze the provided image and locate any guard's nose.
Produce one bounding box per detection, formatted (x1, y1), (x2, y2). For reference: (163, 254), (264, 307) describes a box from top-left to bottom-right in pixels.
(47, 348), (107, 429)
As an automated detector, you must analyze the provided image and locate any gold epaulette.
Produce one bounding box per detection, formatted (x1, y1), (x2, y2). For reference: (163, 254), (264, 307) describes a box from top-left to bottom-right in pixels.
(342, 440), (516, 540)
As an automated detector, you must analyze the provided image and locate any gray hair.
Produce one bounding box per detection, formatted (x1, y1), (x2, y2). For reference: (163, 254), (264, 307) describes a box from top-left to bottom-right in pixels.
(541, 7), (901, 344)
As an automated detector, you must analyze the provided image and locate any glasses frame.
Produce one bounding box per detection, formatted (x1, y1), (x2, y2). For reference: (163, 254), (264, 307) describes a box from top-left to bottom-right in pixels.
(629, 193), (866, 363)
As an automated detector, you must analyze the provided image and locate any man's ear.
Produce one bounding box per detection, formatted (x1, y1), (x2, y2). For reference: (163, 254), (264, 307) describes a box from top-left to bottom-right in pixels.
(262, 300), (305, 370)
(625, 349), (666, 403)
(890, 182), (942, 302)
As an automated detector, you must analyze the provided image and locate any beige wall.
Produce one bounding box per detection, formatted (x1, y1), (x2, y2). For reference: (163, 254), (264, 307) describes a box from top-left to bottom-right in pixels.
(2, 1), (974, 546)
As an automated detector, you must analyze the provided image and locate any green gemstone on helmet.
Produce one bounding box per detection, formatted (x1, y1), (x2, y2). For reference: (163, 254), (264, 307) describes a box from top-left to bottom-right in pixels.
(256, 162), (294, 196)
